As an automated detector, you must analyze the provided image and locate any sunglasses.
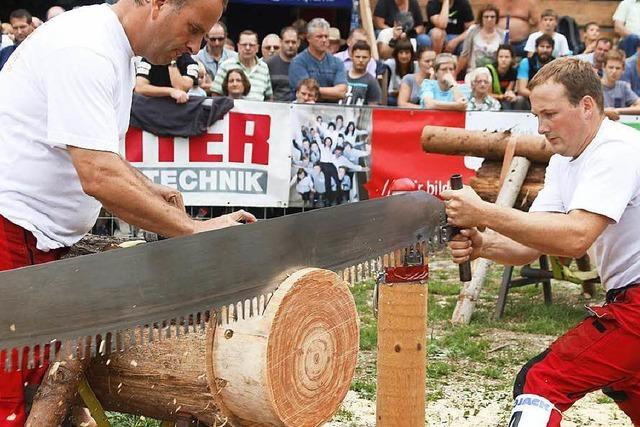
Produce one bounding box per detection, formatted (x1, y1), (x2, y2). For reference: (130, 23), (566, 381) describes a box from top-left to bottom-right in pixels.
(207, 36), (225, 42)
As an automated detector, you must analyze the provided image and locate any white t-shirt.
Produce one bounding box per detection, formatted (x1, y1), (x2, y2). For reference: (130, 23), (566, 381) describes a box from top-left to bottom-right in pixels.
(0, 4), (135, 250)
(530, 119), (640, 290)
(613, 0), (640, 35)
(524, 31), (571, 57)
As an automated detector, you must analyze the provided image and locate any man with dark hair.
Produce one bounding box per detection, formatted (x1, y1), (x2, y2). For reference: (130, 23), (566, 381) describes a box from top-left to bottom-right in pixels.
(196, 22), (238, 83)
(266, 26), (299, 101)
(524, 9), (570, 58)
(574, 37), (613, 77)
(334, 28), (377, 77)
(289, 18), (347, 102)
(339, 41), (381, 106)
(212, 30), (273, 101)
(516, 34), (555, 107)
(444, 56), (640, 427)
(0, 0), (256, 424)
(0, 9), (34, 70)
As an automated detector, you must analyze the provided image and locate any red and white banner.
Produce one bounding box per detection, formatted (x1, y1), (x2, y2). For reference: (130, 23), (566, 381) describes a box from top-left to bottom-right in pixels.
(120, 100), (292, 207)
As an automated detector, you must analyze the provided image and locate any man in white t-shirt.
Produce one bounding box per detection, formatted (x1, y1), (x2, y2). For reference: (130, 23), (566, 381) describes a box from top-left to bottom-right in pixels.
(443, 57), (640, 426)
(0, 0), (255, 424)
(524, 9), (571, 58)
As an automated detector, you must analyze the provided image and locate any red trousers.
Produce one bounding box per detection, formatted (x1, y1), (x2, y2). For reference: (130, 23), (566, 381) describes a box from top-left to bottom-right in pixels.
(514, 285), (640, 426)
(0, 215), (67, 426)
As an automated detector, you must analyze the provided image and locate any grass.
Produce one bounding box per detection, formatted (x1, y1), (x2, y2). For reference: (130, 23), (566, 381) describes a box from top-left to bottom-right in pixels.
(106, 413), (160, 427)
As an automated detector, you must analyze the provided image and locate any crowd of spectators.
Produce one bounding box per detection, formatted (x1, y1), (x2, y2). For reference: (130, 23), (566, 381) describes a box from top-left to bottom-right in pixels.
(3, 1), (640, 115)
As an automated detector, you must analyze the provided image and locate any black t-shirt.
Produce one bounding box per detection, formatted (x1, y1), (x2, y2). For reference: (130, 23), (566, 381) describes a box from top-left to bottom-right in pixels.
(374, 0), (424, 29)
(340, 73), (382, 106)
(266, 55), (293, 102)
(498, 67), (517, 92)
(136, 53), (198, 88)
(426, 0), (474, 35)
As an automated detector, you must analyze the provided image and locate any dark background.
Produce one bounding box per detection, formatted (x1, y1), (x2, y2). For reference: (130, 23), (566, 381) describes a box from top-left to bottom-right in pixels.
(1, 1), (352, 43)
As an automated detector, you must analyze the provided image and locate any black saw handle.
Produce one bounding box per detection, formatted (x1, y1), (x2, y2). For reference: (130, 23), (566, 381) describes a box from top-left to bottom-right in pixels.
(450, 174), (472, 282)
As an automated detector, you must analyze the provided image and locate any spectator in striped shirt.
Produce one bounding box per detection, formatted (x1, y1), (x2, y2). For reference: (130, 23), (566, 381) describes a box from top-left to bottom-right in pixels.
(212, 30), (273, 101)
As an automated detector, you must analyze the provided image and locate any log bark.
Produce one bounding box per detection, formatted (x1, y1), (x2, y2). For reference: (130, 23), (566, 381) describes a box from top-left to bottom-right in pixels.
(421, 126), (553, 163)
(25, 358), (88, 427)
(85, 268), (359, 426)
(452, 157), (532, 324)
(469, 160), (546, 210)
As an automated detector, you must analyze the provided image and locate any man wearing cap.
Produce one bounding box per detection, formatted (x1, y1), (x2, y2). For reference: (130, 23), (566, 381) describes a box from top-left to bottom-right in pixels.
(334, 28), (377, 78)
(328, 27), (343, 54)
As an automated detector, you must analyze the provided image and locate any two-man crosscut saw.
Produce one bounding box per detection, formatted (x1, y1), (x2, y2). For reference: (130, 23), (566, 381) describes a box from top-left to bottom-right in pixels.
(0, 191), (453, 370)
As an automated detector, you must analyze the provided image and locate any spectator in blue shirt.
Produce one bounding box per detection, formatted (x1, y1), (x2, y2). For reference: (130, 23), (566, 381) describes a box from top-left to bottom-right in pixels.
(622, 40), (640, 96)
(515, 34), (554, 110)
(289, 18), (348, 102)
(420, 53), (468, 110)
(0, 9), (34, 71)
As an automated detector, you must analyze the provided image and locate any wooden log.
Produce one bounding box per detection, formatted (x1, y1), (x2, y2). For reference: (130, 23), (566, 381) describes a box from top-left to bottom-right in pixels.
(421, 126), (553, 163)
(86, 268), (359, 426)
(376, 253), (428, 426)
(469, 160), (546, 210)
(452, 157), (532, 324)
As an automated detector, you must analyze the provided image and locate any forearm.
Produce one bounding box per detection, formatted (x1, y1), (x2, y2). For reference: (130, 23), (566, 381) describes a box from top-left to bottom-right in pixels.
(134, 83), (174, 98)
(481, 204), (598, 258)
(615, 21), (631, 37)
(425, 98), (466, 111)
(319, 84), (348, 101)
(479, 229), (541, 265)
(169, 67), (194, 91)
(436, 1), (450, 28)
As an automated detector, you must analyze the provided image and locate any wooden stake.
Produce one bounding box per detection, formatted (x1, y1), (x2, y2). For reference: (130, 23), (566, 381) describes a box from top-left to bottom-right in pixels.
(451, 156), (531, 324)
(376, 253), (428, 426)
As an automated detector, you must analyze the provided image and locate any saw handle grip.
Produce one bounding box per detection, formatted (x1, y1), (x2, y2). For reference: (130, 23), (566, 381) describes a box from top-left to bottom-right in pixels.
(450, 174), (472, 282)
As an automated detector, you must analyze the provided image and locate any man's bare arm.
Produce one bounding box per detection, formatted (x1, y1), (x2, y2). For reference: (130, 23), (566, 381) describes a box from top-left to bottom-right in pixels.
(319, 84), (348, 101)
(450, 228), (541, 266)
(168, 64), (195, 91)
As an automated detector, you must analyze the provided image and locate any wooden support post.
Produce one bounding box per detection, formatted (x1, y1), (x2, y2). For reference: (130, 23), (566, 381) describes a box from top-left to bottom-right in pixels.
(452, 156), (531, 324)
(376, 248), (428, 426)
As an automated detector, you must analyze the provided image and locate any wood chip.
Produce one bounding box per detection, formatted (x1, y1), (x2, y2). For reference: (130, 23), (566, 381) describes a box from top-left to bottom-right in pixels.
(9, 324), (15, 332)
(130, 360), (138, 367)
(106, 359), (111, 366)
(48, 362), (61, 378)
(5, 414), (16, 421)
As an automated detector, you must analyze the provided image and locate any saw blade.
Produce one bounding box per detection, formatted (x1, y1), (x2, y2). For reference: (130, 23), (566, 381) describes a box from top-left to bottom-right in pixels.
(0, 191), (446, 369)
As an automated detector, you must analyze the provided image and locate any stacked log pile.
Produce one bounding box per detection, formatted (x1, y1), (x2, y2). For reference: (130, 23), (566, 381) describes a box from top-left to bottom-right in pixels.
(421, 126), (553, 210)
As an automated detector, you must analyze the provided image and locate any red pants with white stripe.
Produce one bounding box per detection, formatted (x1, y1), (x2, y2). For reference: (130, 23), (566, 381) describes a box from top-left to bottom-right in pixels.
(514, 285), (640, 426)
(0, 215), (67, 426)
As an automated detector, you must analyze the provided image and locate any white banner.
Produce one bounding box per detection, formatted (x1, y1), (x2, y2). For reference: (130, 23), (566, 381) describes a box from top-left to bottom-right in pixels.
(120, 100), (292, 207)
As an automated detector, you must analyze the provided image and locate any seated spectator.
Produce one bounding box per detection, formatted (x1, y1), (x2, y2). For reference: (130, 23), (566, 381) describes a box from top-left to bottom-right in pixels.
(621, 40), (640, 95)
(486, 44), (523, 110)
(524, 9), (570, 58)
(614, 0), (640, 57)
(261, 33), (281, 59)
(212, 30), (273, 101)
(398, 47), (436, 107)
(426, 0), (475, 54)
(295, 78), (320, 103)
(292, 18), (309, 53)
(467, 67), (501, 111)
(384, 39), (415, 105)
(328, 27), (344, 54)
(196, 22), (238, 83)
(602, 49), (640, 119)
(335, 28), (377, 77)
(222, 69), (252, 100)
(574, 38), (612, 77)
(420, 53), (468, 110)
(582, 22), (600, 54)
(493, 0), (540, 58)
(377, 11), (415, 60)
(266, 27), (300, 102)
(135, 54), (198, 104)
(516, 34), (555, 109)
(340, 41), (382, 106)
(0, 9), (35, 70)
(457, 4), (504, 75)
(289, 18), (348, 103)
(46, 5), (65, 21)
(373, 0), (427, 48)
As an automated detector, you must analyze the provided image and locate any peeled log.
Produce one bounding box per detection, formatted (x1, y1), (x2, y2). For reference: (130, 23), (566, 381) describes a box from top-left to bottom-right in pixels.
(85, 268), (359, 426)
(421, 126), (553, 163)
(469, 160), (546, 210)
